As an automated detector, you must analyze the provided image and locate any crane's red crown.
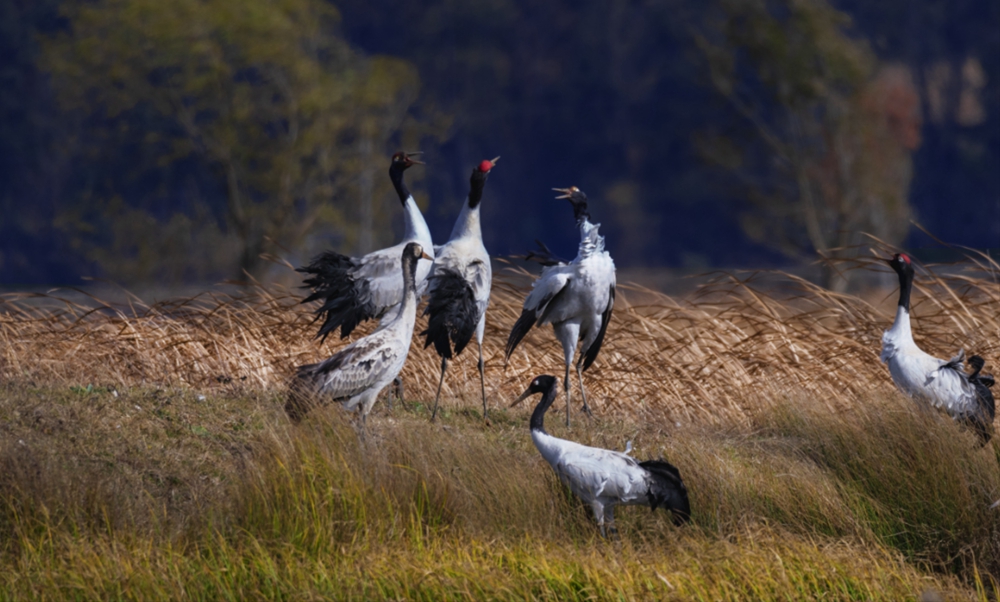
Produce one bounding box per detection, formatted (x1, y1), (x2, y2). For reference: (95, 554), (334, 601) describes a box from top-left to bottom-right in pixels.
(478, 159), (494, 173)
(895, 253), (911, 265)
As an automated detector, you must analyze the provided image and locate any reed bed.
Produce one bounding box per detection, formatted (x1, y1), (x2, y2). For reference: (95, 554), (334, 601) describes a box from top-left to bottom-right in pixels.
(2, 255), (997, 426)
(1, 254), (998, 599)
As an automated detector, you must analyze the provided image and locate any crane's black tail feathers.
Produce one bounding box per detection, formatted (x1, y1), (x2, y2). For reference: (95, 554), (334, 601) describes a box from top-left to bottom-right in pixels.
(579, 285), (615, 372)
(968, 355), (995, 387)
(522, 239), (568, 267)
(297, 251), (376, 340)
(285, 355), (351, 422)
(422, 268), (478, 359)
(640, 459), (691, 526)
(285, 362), (324, 423)
(505, 308), (537, 365)
(964, 355), (996, 446)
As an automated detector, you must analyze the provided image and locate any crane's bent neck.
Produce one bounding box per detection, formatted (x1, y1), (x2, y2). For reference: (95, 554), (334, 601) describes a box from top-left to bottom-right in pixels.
(393, 255), (421, 322)
(448, 201), (482, 242)
(529, 385), (559, 434)
(402, 196), (432, 244)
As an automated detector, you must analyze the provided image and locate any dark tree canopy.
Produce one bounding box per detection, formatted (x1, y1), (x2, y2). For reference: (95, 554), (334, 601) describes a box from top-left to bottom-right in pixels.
(1, 0), (996, 287)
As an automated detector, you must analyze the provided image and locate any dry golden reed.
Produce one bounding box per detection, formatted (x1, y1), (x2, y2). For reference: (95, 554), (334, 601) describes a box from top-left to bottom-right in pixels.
(2, 252), (997, 426)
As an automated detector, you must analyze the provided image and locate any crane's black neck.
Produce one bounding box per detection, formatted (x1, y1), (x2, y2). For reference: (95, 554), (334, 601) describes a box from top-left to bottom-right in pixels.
(468, 170), (488, 209)
(530, 383), (559, 433)
(401, 249), (420, 295)
(568, 195), (590, 225)
(389, 163), (411, 205)
(895, 266), (913, 312)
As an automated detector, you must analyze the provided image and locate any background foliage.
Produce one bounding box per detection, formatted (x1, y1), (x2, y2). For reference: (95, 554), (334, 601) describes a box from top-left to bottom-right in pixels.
(1, 0), (997, 286)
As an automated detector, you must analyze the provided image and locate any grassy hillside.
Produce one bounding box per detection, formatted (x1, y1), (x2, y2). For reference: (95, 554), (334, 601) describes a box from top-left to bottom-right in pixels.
(1, 256), (998, 600)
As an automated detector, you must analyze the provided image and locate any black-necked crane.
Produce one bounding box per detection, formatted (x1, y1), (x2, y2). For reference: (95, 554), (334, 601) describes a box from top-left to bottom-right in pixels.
(287, 243), (433, 427)
(505, 186), (616, 427)
(881, 253), (996, 444)
(511, 375), (691, 538)
(298, 151), (434, 341)
(423, 158), (498, 423)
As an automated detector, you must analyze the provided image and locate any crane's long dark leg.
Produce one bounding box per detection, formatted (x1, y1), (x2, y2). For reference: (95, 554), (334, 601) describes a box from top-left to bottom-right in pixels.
(564, 362), (572, 428)
(604, 506), (620, 541)
(384, 377), (402, 411)
(431, 357), (448, 422)
(477, 340), (488, 423)
(576, 363), (593, 418)
(592, 502), (606, 539)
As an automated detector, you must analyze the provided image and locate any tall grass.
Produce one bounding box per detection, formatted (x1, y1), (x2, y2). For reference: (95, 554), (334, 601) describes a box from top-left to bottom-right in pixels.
(1, 255), (998, 598)
(2, 255), (997, 424)
(1, 385), (996, 599)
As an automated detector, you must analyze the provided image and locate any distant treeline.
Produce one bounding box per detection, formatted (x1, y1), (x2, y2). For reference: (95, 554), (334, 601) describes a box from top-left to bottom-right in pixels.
(1, 0), (997, 287)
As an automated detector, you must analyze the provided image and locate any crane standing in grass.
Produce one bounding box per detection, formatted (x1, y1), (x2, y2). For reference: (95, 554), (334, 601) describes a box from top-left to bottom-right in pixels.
(881, 252), (996, 444)
(298, 151), (433, 406)
(423, 158), (498, 423)
(512, 375), (691, 538)
(505, 186), (616, 427)
(287, 243), (433, 427)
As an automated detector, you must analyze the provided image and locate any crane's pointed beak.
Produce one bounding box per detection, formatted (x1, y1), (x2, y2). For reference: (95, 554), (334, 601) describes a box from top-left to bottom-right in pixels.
(510, 388), (534, 407)
(403, 151), (425, 165)
(420, 251), (433, 261)
(552, 187), (573, 199)
(489, 156), (500, 167)
(883, 257), (895, 267)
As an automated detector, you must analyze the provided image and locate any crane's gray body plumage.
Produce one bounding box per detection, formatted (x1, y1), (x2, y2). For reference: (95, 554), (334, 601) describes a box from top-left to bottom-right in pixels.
(513, 376), (690, 537)
(506, 188), (616, 426)
(289, 243), (430, 424)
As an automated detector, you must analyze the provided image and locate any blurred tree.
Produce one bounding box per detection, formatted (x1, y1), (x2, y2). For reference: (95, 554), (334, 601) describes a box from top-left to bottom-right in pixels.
(0, 0), (80, 284)
(835, 0), (1000, 255)
(41, 0), (429, 282)
(695, 0), (921, 290)
(334, 0), (730, 268)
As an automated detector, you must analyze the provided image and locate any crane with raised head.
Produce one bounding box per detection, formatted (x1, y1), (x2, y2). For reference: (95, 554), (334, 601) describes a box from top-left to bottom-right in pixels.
(423, 158), (498, 423)
(505, 186), (616, 427)
(298, 151), (434, 341)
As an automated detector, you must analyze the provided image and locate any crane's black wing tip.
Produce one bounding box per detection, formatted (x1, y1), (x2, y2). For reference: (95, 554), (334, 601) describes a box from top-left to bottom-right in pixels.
(505, 307), (537, 361)
(423, 269), (478, 359)
(520, 239), (568, 267)
(298, 254), (378, 340)
(580, 285), (615, 372)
